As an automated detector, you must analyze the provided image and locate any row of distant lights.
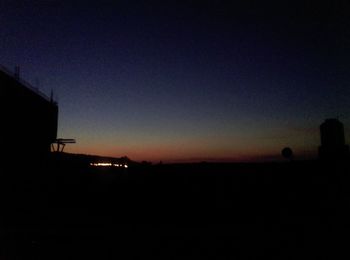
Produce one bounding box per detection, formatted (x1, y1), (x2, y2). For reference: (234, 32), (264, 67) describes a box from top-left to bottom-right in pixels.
(90, 162), (128, 168)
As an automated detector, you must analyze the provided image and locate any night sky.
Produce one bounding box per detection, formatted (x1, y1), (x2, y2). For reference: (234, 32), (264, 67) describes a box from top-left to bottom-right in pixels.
(1, 1), (349, 162)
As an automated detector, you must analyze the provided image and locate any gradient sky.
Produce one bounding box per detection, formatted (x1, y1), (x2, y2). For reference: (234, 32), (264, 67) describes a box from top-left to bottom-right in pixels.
(1, 1), (349, 162)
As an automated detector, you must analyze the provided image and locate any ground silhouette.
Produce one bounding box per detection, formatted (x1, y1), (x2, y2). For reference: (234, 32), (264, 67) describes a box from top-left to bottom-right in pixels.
(1, 156), (349, 259)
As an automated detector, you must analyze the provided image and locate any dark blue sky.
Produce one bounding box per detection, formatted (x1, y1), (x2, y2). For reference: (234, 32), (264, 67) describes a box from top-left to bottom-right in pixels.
(1, 1), (349, 162)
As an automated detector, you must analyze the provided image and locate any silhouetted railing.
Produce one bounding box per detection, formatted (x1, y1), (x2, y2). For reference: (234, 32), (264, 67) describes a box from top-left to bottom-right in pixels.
(51, 138), (76, 152)
(0, 64), (55, 103)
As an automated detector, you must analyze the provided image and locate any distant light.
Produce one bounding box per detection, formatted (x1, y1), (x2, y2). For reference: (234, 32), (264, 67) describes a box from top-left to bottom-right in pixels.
(90, 162), (112, 167)
(90, 162), (128, 168)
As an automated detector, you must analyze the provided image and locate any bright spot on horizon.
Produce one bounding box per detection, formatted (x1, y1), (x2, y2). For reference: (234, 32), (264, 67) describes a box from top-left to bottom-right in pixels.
(90, 162), (128, 168)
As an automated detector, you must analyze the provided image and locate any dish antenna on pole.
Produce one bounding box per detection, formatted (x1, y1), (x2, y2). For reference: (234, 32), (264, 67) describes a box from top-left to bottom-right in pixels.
(281, 147), (293, 160)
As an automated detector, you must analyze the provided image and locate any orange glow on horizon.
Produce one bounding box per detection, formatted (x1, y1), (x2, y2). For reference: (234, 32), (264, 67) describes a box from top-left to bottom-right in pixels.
(61, 144), (318, 164)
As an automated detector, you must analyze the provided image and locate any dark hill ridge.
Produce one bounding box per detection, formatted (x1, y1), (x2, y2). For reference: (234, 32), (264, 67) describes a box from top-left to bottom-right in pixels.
(1, 159), (349, 259)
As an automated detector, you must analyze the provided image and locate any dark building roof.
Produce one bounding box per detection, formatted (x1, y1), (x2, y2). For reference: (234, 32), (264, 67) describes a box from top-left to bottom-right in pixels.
(0, 65), (54, 104)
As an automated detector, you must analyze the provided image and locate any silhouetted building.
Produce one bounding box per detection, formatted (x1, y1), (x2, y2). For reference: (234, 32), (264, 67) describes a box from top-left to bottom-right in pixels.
(0, 65), (58, 161)
(318, 118), (350, 160)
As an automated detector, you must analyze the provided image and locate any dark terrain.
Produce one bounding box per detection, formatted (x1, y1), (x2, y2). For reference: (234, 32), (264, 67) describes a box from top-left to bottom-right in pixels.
(1, 157), (349, 259)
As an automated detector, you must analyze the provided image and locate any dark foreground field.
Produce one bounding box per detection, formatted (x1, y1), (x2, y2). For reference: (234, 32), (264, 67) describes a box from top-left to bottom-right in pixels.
(1, 160), (350, 259)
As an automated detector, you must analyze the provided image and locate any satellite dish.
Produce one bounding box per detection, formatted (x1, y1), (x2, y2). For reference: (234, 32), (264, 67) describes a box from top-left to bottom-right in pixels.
(281, 147), (293, 160)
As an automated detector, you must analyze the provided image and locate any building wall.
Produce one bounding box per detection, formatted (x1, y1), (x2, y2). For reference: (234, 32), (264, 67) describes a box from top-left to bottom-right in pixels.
(319, 118), (350, 160)
(320, 119), (345, 147)
(0, 69), (58, 161)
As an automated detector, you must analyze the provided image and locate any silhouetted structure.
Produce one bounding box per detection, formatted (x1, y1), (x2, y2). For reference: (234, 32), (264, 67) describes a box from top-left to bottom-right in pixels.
(51, 138), (76, 152)
(0, 65), (58, 161)
(318, 118), (350, 160)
